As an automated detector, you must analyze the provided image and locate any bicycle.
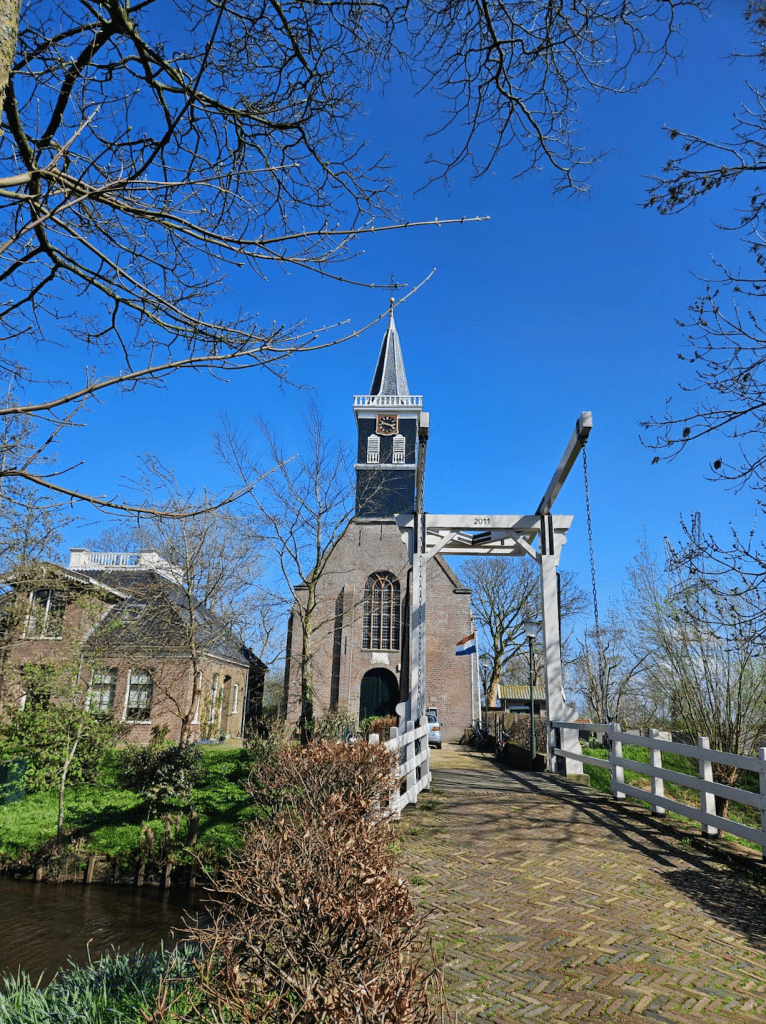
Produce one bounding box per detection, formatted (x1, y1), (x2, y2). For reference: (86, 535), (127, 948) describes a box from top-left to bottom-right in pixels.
(495, 728), (510, 760)
(469, 720), (493, 752)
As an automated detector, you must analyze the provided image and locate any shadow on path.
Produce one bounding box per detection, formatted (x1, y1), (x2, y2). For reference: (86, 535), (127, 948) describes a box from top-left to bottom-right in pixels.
(430, 758), (766, 954)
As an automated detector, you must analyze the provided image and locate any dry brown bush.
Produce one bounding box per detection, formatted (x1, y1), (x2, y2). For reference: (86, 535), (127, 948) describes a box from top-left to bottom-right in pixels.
(154, 742), (443, 1023)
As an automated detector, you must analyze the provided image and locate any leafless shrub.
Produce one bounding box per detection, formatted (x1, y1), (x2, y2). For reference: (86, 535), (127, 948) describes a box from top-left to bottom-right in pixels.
(155, 742), (443, 1023)
(360, 715), (399, 742)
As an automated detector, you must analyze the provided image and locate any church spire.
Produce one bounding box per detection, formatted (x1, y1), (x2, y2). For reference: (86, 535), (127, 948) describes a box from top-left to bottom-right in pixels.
(369, 299), (410, 397)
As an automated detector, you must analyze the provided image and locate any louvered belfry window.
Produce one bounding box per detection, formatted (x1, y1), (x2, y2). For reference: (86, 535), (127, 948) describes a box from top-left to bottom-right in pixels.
(392, 433), (405, 464)
(366, 434), (380, 464)
(363, 572), (400, 650)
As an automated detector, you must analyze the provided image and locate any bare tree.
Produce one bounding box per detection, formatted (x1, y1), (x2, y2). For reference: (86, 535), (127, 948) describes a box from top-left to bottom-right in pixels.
(643, 3), (766, 495)
(572, 611), (653, 728)
(1, 0), (699, 511)
(0, 409), (73, 710)
(460, 556), (586, 708)
(0, 408), (70, 572)
(628, 541), (766, 816)
(219, 401), (354, 739)
(87, 462), (264, 743)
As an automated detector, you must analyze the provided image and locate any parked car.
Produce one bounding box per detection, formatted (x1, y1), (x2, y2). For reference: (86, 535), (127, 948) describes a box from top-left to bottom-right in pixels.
(427, 712), (442, 749)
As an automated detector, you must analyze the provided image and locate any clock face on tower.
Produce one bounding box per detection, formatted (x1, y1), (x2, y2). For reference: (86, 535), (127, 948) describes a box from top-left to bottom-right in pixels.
(376, 414), (398, 436)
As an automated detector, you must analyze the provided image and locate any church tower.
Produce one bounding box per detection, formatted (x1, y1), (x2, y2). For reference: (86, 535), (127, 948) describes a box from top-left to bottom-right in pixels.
(354, 303), (422, 518)
(282, 305), (473, 740)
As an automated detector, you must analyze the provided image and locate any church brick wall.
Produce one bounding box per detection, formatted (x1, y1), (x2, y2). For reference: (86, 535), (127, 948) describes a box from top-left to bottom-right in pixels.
(283, 518), (473, 739)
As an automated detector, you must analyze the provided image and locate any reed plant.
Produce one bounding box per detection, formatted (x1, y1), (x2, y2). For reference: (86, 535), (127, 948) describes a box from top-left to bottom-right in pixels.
(0, 947), (196, 1024)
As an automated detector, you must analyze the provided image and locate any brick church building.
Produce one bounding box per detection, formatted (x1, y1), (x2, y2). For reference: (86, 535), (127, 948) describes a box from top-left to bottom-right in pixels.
(283, 308), (473, 739)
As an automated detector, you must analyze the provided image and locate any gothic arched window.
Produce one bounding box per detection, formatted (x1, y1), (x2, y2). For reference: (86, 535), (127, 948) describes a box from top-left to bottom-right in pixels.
(363, 572), (401, 650)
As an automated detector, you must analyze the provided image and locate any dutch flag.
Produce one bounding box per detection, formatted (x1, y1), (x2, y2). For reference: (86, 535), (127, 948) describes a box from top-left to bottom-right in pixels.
(455, 633), (476, 656)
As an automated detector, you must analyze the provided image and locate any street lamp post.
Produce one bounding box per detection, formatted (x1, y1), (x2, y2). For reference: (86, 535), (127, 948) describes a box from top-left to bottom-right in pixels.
(479, 652), (493, 733)
(522, 619), (541, 770)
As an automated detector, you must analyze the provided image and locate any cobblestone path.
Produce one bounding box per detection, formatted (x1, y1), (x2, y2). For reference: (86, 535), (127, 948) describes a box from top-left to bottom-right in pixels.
(398, 743), (766, 1023)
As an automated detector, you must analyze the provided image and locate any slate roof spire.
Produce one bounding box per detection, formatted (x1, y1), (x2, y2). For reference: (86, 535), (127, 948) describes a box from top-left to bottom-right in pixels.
(369, 299), (410, 397)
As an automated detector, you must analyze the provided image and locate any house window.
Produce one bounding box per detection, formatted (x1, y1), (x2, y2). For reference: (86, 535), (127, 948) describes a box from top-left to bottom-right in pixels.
(120, 602), (146, 624)
(125, 669), (153, 721)
(192, 671), (202, 724)
(231, 682), (239, 715)
(366, 434), (380, 464)
(26, 589), (66, 638)
(392, 434), (405, 464)
(209, 673), (219, 723)
(363, 572), (400, 650)
(90, 669), (117, 712)
(20, 664), (54, 710)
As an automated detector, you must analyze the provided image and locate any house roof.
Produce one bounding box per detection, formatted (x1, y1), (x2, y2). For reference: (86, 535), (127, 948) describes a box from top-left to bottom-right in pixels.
(499, 685), (547, 702)
(84, 567), (254, 668)
(0, 561), (129, 600)
(369, 305), (411, 397)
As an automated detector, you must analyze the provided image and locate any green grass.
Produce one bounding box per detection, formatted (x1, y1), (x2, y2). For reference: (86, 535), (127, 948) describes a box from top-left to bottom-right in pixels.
(0, 747), (258, 865)
(582, 744), (762, 851)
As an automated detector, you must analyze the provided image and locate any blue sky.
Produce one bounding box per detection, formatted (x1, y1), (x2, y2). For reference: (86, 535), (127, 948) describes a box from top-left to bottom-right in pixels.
(57, 2), (760, 626)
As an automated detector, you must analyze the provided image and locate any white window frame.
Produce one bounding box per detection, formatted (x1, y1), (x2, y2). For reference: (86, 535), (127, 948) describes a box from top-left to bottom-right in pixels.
(231, 682), (239, 715)
(125, 669), (153, 722)
(25, 589), (66, 639)
(209, 672), (219, 724)
(89, 668), (117, 712)
(192, 671), (202, 724)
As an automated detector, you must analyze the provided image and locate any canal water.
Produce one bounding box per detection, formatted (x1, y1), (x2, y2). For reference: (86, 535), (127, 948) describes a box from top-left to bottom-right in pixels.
(0, 875), (206, 982)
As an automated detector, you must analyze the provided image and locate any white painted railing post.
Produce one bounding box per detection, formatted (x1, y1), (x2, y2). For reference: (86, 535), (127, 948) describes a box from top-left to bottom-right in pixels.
(406, 719), (415, 803)
(698, 736), (719, 837)
(649, 729), (665, 816)
(609, 723), (625, 800)
(759, 747), (766, 862)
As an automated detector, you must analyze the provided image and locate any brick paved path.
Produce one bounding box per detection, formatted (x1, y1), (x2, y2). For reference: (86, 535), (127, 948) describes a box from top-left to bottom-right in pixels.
(399, 744), (766, 1023)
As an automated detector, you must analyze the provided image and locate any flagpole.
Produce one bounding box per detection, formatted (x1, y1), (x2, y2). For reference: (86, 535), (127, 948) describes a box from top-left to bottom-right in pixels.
(470, 614), (477, 725)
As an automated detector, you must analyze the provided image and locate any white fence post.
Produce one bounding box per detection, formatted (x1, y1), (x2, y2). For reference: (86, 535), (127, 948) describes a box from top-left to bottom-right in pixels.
(649, 729), (665, 816)
(609, 723), (625, 800)
(382, 720), (430, 818)
(759, 747), (766, 862)
(698, 735), (719, 837)
(406, 719), (415, 799)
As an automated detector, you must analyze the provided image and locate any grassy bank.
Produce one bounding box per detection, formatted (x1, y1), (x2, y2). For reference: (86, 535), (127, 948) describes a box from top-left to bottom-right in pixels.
(582, 744), (761, 851)
(0, 746), (257, 870)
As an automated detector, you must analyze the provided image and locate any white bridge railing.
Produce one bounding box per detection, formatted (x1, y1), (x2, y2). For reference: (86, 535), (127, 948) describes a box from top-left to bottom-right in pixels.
(551, 721), (766, 858)
(369, 719), (431, 820)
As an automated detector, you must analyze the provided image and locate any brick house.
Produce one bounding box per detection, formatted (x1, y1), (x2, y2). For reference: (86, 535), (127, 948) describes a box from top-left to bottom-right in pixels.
(283, 309), (473, 740)
(0, 549), (264, 743)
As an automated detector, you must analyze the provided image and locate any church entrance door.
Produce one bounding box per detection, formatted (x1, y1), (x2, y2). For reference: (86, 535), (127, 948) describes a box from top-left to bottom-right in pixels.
(359, 669), (399, 721)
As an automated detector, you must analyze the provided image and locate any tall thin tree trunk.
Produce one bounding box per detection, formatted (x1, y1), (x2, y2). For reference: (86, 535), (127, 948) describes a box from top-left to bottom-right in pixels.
(57, 723), (83, 846)
(0, 0), (21, 119)
(298, 581), (317, 743)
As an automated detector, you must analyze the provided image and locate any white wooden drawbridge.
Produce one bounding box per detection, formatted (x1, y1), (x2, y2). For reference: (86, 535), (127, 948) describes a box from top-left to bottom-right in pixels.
(396, 412), (592, 776)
